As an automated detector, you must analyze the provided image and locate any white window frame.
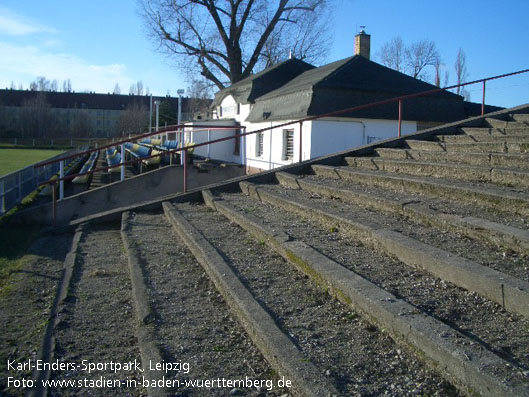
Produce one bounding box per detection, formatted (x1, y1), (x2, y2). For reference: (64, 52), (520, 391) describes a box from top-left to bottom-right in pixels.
(282, 129), (294, 161)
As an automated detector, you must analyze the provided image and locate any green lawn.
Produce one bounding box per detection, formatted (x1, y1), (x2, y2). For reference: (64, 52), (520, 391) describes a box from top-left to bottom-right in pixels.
(0, 148), (65, 176)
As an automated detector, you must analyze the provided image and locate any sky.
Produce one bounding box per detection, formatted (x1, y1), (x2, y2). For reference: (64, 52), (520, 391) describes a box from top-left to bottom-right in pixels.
(0, 0), (528, 107)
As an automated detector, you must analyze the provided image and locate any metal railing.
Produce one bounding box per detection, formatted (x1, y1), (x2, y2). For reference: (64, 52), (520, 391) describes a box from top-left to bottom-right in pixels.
(34, 67), (529, 224)
(0, 149), (81, 215)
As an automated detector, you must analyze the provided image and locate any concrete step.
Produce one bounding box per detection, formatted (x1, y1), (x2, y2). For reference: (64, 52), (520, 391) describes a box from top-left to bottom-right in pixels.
(437, 133), (529, 143)
(163, 201), (340, 395)
(311, 164), (529, 217)
(460, 126), (529, 137)
(345, 156), (529, 188)
(485, 117), (529, 129)
(375, 147), (529, 169)
(276, 171), (529, 255)
(511, 113), (529, 123)
(47, 222), (144, 390)
(121, 211), (278, 393)
(405, 139), (529, 153)
(238, 180), (529, 317)
(209, 186), (529, 396)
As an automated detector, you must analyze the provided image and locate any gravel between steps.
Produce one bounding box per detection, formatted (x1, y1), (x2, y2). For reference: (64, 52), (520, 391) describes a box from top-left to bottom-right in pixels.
(176, 202), (460, 396)
(303, 173), (529, 231)
(50, 222), (143, 396)
(336, 167), (529, 201)
(264, 183), (529, 283)
(0, 233), (73, 396)
(127, 211), (282, 397)
(219, 190), (529, 383)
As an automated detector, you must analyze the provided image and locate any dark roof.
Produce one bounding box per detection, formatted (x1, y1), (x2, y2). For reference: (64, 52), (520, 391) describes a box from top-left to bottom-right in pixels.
(247, 55), (465, 123)
(211, 58), (315, 107)
(0, 89), (207, 112)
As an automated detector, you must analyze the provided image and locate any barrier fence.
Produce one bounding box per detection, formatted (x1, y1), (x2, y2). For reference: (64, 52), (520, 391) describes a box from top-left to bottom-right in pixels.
(28, 67), (529, 224)
(0, 149), (81, 215)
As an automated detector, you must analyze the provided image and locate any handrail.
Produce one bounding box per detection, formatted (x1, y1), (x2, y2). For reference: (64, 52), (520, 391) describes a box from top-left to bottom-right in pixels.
(38, 66), (529, 225)
(34, 125), (239, 168)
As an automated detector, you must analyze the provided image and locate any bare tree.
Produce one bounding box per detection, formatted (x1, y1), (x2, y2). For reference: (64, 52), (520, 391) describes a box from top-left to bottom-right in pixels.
(405, 40), (440, 80)
(454, 48), (468, 95)
(377, 36), (405, 72)
(50, 79), (58, 92)
(139, 0), (332, 89)
(118, 101), (149, 134)
(19, 93), (57, 138)
(129, 81), (144, 95)
(62, 79), (72, 92)
(113, 83), (121, 95)
(187, 78), (213, 117)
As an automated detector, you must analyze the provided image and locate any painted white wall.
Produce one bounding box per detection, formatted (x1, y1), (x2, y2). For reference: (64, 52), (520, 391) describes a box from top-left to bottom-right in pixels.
(185, 119), (242, 164)
(244, 120), (312, 171)
(309, 118), (417, 158)
(215, 95), (251, 124)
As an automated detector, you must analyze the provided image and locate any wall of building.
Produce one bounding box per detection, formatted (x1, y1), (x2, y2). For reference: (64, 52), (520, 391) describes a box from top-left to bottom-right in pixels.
(186, 119), (242, 164)
(309, 118), (417, 158)
(244, 120), (310, 173)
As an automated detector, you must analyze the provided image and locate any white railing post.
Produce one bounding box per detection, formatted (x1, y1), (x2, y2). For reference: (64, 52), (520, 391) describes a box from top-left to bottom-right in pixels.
(207, 129), (211, 158)
(0, 180), (5, 214)
(240, 131), (245, 166)
(59, 160), (64, 200)
(120, 144), (125, 181)
(17, 172), (22, 203)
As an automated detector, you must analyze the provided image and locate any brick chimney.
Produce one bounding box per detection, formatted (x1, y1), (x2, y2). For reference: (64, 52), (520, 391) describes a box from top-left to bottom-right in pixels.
(354, 29), (371, 59)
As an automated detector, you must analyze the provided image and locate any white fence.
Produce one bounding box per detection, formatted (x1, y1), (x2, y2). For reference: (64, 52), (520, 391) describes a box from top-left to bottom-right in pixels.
(0, 150), (79, 215)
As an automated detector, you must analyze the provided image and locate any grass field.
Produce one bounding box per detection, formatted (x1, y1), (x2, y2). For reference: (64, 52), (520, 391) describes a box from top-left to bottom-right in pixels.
(0, 148), (65, 176)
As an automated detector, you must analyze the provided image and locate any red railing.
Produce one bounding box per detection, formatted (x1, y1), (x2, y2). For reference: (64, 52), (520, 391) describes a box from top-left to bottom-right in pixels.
(35, 67), (529, 224)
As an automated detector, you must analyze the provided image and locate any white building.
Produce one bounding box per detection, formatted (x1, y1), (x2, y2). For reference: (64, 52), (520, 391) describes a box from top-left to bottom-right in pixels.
(196, 32), (477, 174)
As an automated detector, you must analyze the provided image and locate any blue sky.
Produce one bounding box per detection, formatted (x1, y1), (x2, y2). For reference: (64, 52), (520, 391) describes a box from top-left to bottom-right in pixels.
(0, 1), (528, 107)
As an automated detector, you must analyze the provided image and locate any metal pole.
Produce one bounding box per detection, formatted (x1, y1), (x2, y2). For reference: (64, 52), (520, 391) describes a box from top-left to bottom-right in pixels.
(299, 121), (303, 162)
(180, 128), (185, 166)
(149, 94), (153, 133)
(183, 148), (188, 193)
(120, 144), (125, 181)
(0, 180), (5, 215)
(398, 99), (402, 137)
(59, 160), (64, 200)
(155, 101), (160, 132)
(178, 94), (182, 125)
(482, 80), (486, 116)
(240, 128), (245, 166)
(207, 129), (211, 158)
(52, 182), (57, 226)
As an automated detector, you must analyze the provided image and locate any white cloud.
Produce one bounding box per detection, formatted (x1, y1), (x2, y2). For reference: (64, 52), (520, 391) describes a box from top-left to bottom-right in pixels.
(0, 7), (57, 36)
(0, 42), (135, 93)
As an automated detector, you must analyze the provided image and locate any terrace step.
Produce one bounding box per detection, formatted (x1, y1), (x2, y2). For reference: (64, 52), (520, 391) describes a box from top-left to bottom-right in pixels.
(311, 164), (529, 217)
(405, 139), (529, 153)
(121, 210), (278, 395)
(485, 118), (529, 129)
(375, 147), (529, 169)
(163, 202), (339, 395)
(344, 156), (529, 188)
(460, 126), (529, 137)
(511, 113), (529, 123)
(275, 171), (529, 255)
(436, 133), (529, 143)
(47, 222), (144, 391)
(204, 186), (529, 396)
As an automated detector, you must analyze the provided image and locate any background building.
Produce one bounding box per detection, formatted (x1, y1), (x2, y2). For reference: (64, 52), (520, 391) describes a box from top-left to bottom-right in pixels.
(0, 90), (210, 139)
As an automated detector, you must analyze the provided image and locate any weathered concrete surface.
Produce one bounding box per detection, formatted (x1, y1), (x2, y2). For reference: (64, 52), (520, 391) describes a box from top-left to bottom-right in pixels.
(275, 171), (529, 255)
(121, 212), (168, 397)
(311, 164), (529, 216)
(14, 163), (244, 225)
(163, 202), (338, 397)
(207, 193), (528, 397)
(244, 182), (529, 319)
(405, 139), (529, 153)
